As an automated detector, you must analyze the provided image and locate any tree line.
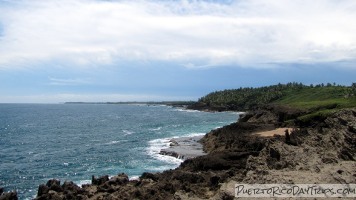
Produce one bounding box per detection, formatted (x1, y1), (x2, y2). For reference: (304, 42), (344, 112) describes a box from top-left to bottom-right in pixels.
(197, 82), (356, 110)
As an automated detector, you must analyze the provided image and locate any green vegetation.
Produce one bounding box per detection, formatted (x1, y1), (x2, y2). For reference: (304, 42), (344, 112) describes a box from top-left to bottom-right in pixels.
(275, 86), (356, 109)
(295, 109), (337, 125)
(196, 82), (356, 112)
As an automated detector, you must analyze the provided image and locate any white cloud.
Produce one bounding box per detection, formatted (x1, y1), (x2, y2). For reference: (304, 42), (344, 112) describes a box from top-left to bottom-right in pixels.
(0, 0), (356, 69)
(48, 77), (91, 86)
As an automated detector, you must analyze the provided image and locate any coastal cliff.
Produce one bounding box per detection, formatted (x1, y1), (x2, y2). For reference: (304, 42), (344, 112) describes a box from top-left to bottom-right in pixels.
(2, 83), (355, 199)
(26, 107), (355, 200)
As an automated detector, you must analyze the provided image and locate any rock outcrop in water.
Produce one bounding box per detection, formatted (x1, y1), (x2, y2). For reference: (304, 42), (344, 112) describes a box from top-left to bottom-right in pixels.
(28, 108), (356, 199)
(159, 136), (207, 160)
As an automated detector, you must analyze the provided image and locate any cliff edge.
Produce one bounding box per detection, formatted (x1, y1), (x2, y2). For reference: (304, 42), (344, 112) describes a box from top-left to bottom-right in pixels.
(27, 107), (355, 200)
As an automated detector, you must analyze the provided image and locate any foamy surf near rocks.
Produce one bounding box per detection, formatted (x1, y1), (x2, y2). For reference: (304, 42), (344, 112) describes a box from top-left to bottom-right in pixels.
(159, 135), (207, 160)
(32, 108), (356, 199)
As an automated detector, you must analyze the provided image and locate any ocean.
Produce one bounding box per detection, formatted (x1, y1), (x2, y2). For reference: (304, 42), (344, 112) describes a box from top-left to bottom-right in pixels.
(0, 103), (239, 199)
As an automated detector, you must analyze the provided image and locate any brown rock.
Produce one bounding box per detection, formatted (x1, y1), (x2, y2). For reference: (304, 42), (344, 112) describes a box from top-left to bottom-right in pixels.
(91, 175), (109, 186)
(0, 191), (18, 200)
(108, 173), (129, 185)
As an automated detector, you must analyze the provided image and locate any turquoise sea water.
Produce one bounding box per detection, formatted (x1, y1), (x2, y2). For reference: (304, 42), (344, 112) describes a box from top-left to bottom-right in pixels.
(0, 104), (239, 199)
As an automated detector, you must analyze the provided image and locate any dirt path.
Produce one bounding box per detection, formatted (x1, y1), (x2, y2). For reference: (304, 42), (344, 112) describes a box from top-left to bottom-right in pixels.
(253, 127), (294, 137)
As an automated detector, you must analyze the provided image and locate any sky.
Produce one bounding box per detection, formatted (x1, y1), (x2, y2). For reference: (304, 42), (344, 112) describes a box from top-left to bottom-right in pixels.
(0, 0), (355, 103)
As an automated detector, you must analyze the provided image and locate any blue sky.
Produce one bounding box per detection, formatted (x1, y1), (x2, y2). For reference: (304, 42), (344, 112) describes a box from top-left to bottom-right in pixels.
(0, 0), (355, 103)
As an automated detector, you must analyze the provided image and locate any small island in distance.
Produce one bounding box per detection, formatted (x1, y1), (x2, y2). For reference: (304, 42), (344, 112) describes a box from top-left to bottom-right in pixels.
(2, 82), (356, 199)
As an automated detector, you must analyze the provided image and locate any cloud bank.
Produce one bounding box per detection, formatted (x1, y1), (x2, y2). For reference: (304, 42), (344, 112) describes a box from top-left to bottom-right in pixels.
(0, 0), (356, 69)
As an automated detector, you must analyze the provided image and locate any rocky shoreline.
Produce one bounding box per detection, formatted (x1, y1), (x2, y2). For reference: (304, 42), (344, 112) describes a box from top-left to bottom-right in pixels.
(159, 135), (207, 160)
(1, 107), (355, 200)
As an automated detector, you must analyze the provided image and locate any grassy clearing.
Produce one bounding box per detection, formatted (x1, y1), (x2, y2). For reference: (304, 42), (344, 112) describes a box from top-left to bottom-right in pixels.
(275, 87), (356, 124)
(296, 109), (337, 123)
(275, 87), (356, 110)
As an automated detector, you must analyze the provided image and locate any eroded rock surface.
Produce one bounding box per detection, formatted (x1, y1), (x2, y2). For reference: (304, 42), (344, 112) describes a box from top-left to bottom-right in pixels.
(34, 108), (356, 199)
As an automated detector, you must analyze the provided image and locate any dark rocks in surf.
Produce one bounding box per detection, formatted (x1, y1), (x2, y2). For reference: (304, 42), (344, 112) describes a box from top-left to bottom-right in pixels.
(0, 189), (18, 200)
(37, 179), (63, 197)
(37, 180), (85, 200)
(159, 149), (182, 159)
(169, 139), (179, 146)
(91, 175), (109, 186)
(159, 135), (207, 160)
(34, 108), (356, 199)
(108, 173), (129, 185)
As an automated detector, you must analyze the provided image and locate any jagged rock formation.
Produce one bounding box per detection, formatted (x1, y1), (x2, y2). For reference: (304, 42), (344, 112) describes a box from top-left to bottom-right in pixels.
(32, 108), (356, 199)
(0, 188), (17, 200)
(217, 108), (356, 197)
(238, 104), (305, 125)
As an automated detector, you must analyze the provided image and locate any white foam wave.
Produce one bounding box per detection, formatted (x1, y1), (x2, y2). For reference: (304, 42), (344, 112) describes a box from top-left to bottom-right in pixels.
(129, 175), (140, 181)
(123, 130), (134, 135)
(147, 138), (171, 156)
(174, 108), (200, 113)
(155, 104), (168, 107)
(105, 140), (120, 145)
(75, 179), (91, 187)
(181, 132), (206, 137)
(146, 138), (183, 165)
(228, 111), (245, 115)
(146, 132), (208, 166)
(149, 127), (162, 131)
